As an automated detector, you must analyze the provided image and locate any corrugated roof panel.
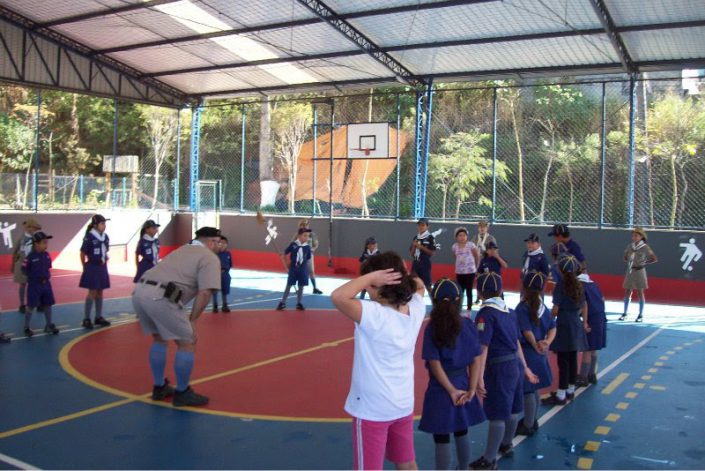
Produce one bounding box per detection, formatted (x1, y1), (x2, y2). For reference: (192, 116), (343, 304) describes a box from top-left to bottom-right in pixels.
(323, 0), (446, 15)
(109, 46), (215, 73)
(194, 0), (317, 26)
(53, 16), (165, 50)
(238, 22), (361, 56)
(299, 55), (397, 82)
(0, 0), (131, 23)
(58, 49), (92, 91)
(0, 19), (23, 79)
(624, 27), (705, 62)
(391, 34), (619, 75)
(605, 0), (705, 27)
(351, 0), (602, 47)
(159, 71), (252, 94)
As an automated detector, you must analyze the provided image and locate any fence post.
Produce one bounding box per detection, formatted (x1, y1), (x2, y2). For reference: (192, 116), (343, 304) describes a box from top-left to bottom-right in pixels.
(79, 175), (84, 209)
(189, 104), (203, 212)
(312, 105), (318, 217)
(395, 93), (401, 220)
(414, 80), (433, 219)
(599, 82), (607, 228)
(328, 100), (335, 267)
(491, 88), (498, 223)
(240, 106), (246, 212)
(627, 74), (637, 227)
(111, 98), (118, 209)
(174, 108), (181, 212)
(33, 89), (41, 212)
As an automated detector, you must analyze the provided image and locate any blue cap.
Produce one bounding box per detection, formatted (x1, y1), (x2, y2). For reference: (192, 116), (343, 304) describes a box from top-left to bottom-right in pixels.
(524, 232), (540, 242)
(431, 278), (460, 301)
(365, 237), (377, 245)
(417, 218), (429, 225)
(486, 241), (498, 250)
(32, 231), (53, 242)
(548, 224), (569, 237)
(557, 254), (580, 273)
(477, 271), (503, 294)
(523, 271), (546, 291)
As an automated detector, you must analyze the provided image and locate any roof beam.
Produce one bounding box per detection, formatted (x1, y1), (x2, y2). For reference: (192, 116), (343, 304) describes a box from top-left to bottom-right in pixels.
(38, 0), (183, 28)
(589, 0), (637, 73)
(203, 77), (397, 97)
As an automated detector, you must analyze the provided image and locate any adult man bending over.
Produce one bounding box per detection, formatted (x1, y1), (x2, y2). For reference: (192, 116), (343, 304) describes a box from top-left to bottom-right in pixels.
(132, 226), (222, 407)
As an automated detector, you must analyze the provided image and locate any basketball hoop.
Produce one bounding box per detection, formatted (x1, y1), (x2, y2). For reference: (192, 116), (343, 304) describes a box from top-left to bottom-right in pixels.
(350, 148), (372, 156)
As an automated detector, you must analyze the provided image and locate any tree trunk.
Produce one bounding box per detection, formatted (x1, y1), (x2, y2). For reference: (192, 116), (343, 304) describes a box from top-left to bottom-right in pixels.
(677, 161), (688, 227)
(455, 197), (462, 219)
(69, 174), (78, 207)
(361, 159), (370, 217)
(567, 162), (575, 223)
(15, 173), (22, 208)
(259, 98), (273, 181)
(441, 187), (447, 219)
(23, 160), (32, 209)
(509, 99), (526, 222)
(669, 155), (678, 228)
(540, 152), (555, 224)
(152, 163), (161, 209)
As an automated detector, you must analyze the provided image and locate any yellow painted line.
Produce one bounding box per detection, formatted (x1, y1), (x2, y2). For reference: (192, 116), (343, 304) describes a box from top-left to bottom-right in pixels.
(658, 356), (669, 361)
(648, 368), (658, 373)
(605, 413), (621, 422)
(650, 385), (666, 391)
(625, 391), (638, 399)
(616, 402), (630, 410)
(601, 373), (629, 395)
(634, 383), (646, 389)
(674, 346), (683, 350)
(584, 441), (601, 452)
(594, 426), (611, 435)
(654, 361), (664, 366)
(666, 350), (675, 355)
(577, 457), (594, 469)
(641, 375), (652, 380)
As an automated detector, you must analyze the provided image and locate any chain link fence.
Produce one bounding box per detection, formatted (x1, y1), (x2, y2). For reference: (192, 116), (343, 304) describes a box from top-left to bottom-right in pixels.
(2, 76), (704, 230)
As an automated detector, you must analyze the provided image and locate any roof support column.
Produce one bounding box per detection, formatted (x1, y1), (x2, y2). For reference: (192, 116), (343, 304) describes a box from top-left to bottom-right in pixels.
(414, 79), (433, 219)
(189, 104), (203, 212)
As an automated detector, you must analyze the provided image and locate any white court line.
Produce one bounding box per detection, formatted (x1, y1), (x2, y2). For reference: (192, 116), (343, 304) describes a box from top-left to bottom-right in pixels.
(0, 452), (39, 470)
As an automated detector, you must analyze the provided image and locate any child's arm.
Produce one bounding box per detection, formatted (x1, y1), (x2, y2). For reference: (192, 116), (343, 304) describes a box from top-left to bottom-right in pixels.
(476, 345), (488, 398)
(522, 330), (540, 353)
(517, 340), (539, 383)
(472, 246), (480, 268)
(495, 253), (509, 269)
(646, 246), (658, 265)
(467, 354), (482, 401)
(582, 302), (590, 333)
(331, 269), (402, 323)
(541, 327), (557, 350)
(429, 360), (467, 406)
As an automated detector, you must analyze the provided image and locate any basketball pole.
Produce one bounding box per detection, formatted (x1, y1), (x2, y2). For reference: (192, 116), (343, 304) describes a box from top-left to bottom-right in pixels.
(328, 100), (334, 268)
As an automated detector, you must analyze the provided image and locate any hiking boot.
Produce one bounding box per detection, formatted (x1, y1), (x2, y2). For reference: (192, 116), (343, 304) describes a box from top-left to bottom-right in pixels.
(313, 288), (323, 294)
(221, 305), (230, 313)
(542, 392), (567, 406)
(296, 303), (306, 311)
(276, 302), (286, 311)
(173, 386), (209, 407)
(469, 456), (497, 470)
(152, 378), (176, 400)
(94, 317), (111, 327)
(515, 420), (534, 436)
(588, 373), (598, 384)
(24, 327), (34, 338)
(44, 323), (59, 335)
(82, 318), (94, 329)
(499, 443), (514, 457)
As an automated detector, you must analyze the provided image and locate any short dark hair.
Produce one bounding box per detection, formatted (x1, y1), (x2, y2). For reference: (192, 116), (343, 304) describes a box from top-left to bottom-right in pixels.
(360, 251), (416, 307)
(220, 235), (228, 242)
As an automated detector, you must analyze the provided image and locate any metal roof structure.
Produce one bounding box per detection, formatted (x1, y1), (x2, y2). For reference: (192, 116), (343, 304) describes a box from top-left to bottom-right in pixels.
(1, 0), (704, 107)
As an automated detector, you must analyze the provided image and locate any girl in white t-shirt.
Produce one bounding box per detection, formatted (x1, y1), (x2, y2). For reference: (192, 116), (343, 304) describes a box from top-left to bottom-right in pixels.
(452, 227), (480, 311)
(331, 251), (426, 471)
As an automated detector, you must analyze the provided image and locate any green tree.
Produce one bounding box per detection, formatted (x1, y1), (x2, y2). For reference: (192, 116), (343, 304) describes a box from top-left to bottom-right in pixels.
(138, 105), (178, 208)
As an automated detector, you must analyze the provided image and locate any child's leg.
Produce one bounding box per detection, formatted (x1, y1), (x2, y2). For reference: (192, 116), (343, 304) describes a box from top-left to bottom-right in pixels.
(84, 290), (95, 320)
(432, 434), (452, 470)
(454, 429), (471, 470)
(351, 417), (387, 470)
(483, 420), (505, 461)
(556, 352), (569, 399)
(567, 351), (578, 395)
(467, 274), (476, 308)
(280, 284), (293, 303)
(24, 307), (32, 330)
(19, 282), (26, 308)
(95, 290), (103, 320)
(42, 305), (53, 326)
(522, 392), (537, 428)
(621, 289), (632, 319)
(212, 292), (219, 308)
(579, 350), (593, 379)
(637, 289), (646, 319)
(456, 274), (467, 308)
(502, 413), (520, 447)
(296, 284), (304, 305)
(222, 292), (228, 307)
(589, 351), (599, 377)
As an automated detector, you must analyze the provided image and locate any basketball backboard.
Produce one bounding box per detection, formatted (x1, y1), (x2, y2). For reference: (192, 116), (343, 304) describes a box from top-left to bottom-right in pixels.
(347, 122), (390, 158)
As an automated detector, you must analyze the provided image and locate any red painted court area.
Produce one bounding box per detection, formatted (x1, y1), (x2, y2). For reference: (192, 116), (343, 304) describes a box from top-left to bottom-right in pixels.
(67, 309), (430, 420)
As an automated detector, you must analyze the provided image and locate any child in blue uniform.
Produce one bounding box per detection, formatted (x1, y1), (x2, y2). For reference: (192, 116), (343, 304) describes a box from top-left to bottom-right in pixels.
(22, 232), (59, 337)
(577, 272), (607, 386)
(12, 218), (42, 313)
(134, 219), (160, 283)
(419, 278), (485, 470)
(410, 218), (437, 293)
(358, 237), (379, 299)
(543, 255), (589, 406)
(548, 224), (586, 269)
(276, 228), (312, 311)
(477, 241), (508, 275)
(79, 214), (111, 329)
(515, 271), (555, 436)
(213, 235), (233, 313)
(521, 233), (550, 278)
(470, 272), (538, 470)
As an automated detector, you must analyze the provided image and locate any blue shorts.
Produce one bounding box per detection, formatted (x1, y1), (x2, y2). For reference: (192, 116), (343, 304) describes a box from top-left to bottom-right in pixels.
(221, 273), (231, 294)
(287, 267), (309, 287)
(412, 262), (432, 287)
(27, 280), (55, 308)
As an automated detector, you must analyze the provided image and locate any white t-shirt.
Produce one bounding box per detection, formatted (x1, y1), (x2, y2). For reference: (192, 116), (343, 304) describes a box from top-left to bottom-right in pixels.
(344, 293), (426, 421)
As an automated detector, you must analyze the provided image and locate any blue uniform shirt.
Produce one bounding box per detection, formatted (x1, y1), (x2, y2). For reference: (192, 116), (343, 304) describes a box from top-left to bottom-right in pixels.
(475, 302), (520, 359)
(516, 301), (555, 345)
(583, 281), (605, 319)
(565, 239), (585, 263)
(285, 242), (311, 270)
(478, 255), (502, 275)
(81, 231), (110, 264)
(23, 250), (52, 280)
(218, 251), (233, 272)
(412, 233), (437, 267)
(359, 249), (379, 264)
(521, 251), (550, 277)
(552, 279), (586, 311)
(136, 236), (160, 266)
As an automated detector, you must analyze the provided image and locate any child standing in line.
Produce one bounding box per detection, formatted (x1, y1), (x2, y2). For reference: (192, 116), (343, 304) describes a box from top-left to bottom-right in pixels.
(79, 214), (111, 329)
(358, 237), (379, 299)
(514, 272), (555, 436)
(276, 228), (312, 311)
(548, 224), (586, 269)
(213, 235), (233, 313)
(620, 227), (658, 322)
(22, 232), (59, 337)
(471, 221), (496, 257)
(410, 218), (437, 294)
(134, 219), (161, 283)
(543, 255), (589, 406)
(419, 278), (485, 470)
(452, 227), (480, 311)
(12, 218), (42, 313)
(477, 241), (508, 275)
(470, 272), (538, 470)
(331, 251), (426, 471)
(296, 219), (323, 295)
(577, 272), (607, 386)
(520, 233), (550, 278)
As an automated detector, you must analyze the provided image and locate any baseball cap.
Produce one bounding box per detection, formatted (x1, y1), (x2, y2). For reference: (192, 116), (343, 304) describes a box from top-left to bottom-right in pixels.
(32, 231), (53, 242)
(365, 237), (377, 245)
(417, 218), (429, 225)
(524, 233), (540, 243)
(486, 241), (498, 250)
(143, 219), (160, 229)
(477, 271), (503, 294)
(91, 214), (109, 225)
(523, 271), (546, 291)
(548, 224), (569, 237)
(431, 278), (460, 302)
(297, 227), (312, 235)
(195, 226), (221, 238)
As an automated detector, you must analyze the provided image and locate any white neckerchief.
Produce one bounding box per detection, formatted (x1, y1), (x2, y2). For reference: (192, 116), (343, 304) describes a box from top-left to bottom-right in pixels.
(366, 248), (379, 256)
(190, 239), (205, 247)
(577, 273), (593, 283)
(523, 247), (544, 272)
(21, 232), (33, 257)
(477, 232), (489, 251)
(628, 240), (645, 271)
(294, 239), (308, 266)
(143, 234), (159, 264)
(537, 303), (547, 319)
(481, 297), (508, 312)
(414, 231), (430, 259)
(90, 228), (107, 262)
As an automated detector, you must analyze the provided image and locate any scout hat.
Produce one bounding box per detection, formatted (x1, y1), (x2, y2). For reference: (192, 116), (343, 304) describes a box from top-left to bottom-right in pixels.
(477, 271), (503, 295)
(23, 218), (42, 230)
(523, 271), (546, 291)
(432, 278), (460, 301)
(632, 227), (647, 242)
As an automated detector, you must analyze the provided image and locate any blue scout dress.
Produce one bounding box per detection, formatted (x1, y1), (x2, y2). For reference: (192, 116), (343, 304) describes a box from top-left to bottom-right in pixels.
(516, 301), (555, 392)
(79, 230), (110, 290)
(478, 256), (502, 275)
(580, 276), (607, 350)
(23, 250), (56, 307)
(475, 299), (523, 421)
(218, 250), (233, 295)
(521, 250), (550, 277)
(285, 241), (311, 286)
(550, 280), (588, 353)
(133, 235), (160, 282)
(419, 317), (487, 433)
(411, 232), (436, 287)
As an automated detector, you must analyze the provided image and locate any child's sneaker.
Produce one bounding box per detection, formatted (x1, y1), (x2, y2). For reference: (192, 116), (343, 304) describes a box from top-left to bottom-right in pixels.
(635, 315), (643, 323)
(94, 317), (111, 327)
(221, 305), (230, 313)
(313, 288), (323, 294)
(575, 376), (589, 387)
(212, 305), (219, 313)
(275, 302), (286, 311)
(173, 386), (209, 407)
(470, 456), (497, 470)
(82, 318), (94, 329)
(44, 323), (59, 335)
(542, 392), (567, 406)
(296, 303), (305, 311)
(18, 305), (26, 314)
(588, 373), (598, 384)
(24, 327), (34, 338)
(152, 378), (176, 400)
(618, 314), (627, 321)
(0, 333), (11, 343)
(515, 420), (534, 436)
(499, 442), (514, 457)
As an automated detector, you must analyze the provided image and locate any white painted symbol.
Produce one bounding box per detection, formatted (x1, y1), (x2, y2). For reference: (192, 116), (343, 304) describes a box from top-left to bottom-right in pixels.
(431, 228), (444, 250)
(679, 238), (702, 272)
(265, 220), (278, 246)
(0, 222), (17, 248)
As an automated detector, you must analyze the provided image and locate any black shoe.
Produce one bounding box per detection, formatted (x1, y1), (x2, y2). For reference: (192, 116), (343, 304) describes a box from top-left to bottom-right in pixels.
(566, 390), (575, 400)
(43, 323), (59, 335)
(532, 420), (539, 433)
(575, 376), (589, 387)
(173, 386), (209, 407)
(24, 327), (33, 338)
(313, 288), (323, 294)
(588, 373), (598, 384)
(499, 443), (514, 457)
(212, 305), (219, 313)
(0, 333), (11, 344)
(82, 318), (94, 329)
(221, 305), (230, 313)
(469, 456), (497, 470)
(515, 420), (534, 436)
(18, 305), (26, 314)
(296, 303), (305, 311)
(94, 317), (111, 327)
(542, 392), (567, 406)
(635, 315), (643, 323)
(152, 378), (176, 400)
(276, 302), (286, 311)
(618, 314), (627, 321)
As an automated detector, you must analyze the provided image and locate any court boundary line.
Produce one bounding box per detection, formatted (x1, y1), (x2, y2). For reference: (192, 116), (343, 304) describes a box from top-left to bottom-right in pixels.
(0, 452), (38, 470)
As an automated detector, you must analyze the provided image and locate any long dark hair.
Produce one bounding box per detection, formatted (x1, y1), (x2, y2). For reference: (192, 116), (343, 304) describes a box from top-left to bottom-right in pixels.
(360, 251), (416, 307)
(524, 288), (542, 325)
(430, 298), (462, 349)
(561, 270), (583, 304)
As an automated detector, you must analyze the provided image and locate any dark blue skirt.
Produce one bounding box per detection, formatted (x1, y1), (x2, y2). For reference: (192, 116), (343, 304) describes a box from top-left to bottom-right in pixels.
(586, 311), (607, 350)
(483, 359), (523, 421)
(419, 374), (486, 434)
(133, 260), (153, 283)
(521, 345), (553, 393)
(412, 261), (432, 287)
(79, 262), (110, 290)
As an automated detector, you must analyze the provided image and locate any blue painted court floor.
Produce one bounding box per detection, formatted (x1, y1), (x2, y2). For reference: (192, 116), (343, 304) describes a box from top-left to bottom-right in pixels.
(1, 270), (704, 469)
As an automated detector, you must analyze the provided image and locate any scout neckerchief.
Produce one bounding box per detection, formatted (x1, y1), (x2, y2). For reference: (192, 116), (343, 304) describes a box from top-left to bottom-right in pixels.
(480, 297), (508, 312)
(523, 247), (544, 273)
(577, 273), (593, 283)
(20, 232), (33, 257)
(476, 232), (489, 253)
(143, 233), (160, 264)
(366, 248), (379, 257)
(90, 228), (107, 263)
(294, 239), (308, 267)
(628, 240), (645, 272)
(414, 230), (430, 260)
(190, 240), (205, 247)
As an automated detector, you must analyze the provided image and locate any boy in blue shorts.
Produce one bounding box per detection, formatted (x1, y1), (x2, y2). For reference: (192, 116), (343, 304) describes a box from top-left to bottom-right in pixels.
(213, 235), (233, 313)
(22, 232), (59, 337)
(276, 228), (312, 311)
(410, 218), (437, 293)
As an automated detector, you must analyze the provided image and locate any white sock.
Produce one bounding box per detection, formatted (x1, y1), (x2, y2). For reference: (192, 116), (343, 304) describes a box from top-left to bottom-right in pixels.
(556, 389), (566, 400)
(567, 385), (576, 394)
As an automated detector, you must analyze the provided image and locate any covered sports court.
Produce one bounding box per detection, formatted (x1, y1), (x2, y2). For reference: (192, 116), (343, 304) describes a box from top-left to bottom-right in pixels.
(1, 1), (705, 469)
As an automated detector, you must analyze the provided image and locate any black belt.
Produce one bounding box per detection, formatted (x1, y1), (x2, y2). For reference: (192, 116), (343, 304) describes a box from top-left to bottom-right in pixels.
(442, 367), (467, 378)
(631, 266), (645, 271)
(30, 278), (49, 284)
(139, 279), (168, 289)
(487, 353), (518, 365)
